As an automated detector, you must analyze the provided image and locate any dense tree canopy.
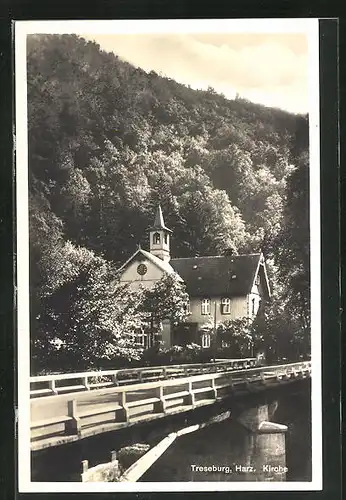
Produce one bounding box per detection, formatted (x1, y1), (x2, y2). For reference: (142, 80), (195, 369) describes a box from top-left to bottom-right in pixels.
(27, 34), (310, 372)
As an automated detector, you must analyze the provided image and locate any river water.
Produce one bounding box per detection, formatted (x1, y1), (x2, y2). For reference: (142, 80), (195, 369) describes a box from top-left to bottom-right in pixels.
(141, 385), (312, 482)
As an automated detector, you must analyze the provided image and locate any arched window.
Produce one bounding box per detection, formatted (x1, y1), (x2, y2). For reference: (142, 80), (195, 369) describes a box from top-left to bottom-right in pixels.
(164, 233), (168, 244)
(153, 232), (160, 244)
(201, 298), (210, 315)
(221, 297), (231, 314)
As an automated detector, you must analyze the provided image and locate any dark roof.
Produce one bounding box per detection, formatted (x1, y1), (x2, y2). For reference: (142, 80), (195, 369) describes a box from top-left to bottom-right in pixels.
(170, 254), (263, 297)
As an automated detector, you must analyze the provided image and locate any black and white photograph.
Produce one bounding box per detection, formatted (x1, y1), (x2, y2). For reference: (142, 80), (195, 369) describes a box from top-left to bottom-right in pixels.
(15, 19), (322, 492)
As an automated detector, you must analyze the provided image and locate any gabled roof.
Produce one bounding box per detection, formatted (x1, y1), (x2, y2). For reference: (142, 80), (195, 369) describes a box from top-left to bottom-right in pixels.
(118, 247), (183, 280)
(149, 205), (173, 233)
(170, 253), (270, 297)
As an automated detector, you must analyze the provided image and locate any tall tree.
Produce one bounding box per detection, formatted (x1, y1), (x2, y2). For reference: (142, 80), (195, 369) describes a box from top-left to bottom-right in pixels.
(273, 161), (310, 354)
(141, 273), (189, 337)
(177, 187), (248, 256)
(31, 242), (146, 373)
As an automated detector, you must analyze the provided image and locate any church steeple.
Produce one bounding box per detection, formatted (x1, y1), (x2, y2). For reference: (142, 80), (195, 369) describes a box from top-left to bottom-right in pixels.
(149, 205), (172, 262)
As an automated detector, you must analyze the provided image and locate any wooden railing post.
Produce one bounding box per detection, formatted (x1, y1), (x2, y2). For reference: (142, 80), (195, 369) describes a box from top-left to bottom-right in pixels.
(65, 399), (81, 436)
(153, 385), (166, 414)
(83, 376), (90, 390)
(184, 381), (195, 407)
(117, 391), (129, 422)
(48, 380), (58, 395)
(211, 378), (217, 400)
(80, 460), (89, 482)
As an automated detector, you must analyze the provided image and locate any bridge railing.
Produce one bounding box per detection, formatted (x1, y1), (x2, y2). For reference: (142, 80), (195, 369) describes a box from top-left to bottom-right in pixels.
(30, 361), (311, 451)
(30, 357), (259, 398)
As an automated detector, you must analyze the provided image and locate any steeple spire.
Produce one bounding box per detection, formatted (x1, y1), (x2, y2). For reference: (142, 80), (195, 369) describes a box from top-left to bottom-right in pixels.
(151, 205), (172, 233)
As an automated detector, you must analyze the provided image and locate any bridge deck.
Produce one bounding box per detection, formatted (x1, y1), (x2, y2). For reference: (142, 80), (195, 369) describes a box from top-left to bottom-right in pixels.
(29, 362), (311, 451)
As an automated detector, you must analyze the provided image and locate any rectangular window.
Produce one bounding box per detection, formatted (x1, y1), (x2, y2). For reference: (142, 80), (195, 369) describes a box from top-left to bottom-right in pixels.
(185, 300), (191, 314)
(145, 334), (151, 349)
(201, 333), (211, 348)
(133, 332), (145, 347)
(221, 297), (231, 314)
(201, 298), (210, 315)
(251, 297), (256, 316)
(133, 332), (161, 348)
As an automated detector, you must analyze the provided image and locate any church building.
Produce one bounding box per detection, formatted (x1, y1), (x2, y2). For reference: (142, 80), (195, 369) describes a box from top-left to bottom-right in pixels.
(118, 206), (271, 349)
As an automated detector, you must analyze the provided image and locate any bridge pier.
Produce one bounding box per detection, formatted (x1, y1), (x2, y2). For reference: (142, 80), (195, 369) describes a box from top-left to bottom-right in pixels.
(237, 403), (288, 481)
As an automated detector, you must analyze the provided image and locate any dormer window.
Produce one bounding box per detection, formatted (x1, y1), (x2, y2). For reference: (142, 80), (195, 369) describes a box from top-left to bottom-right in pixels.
(201, 298), (210, 315)
(221, 297), (231, 314)
(153, 232), (160, 244)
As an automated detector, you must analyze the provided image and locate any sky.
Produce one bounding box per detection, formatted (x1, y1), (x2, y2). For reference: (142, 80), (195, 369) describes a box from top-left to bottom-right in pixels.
(83, 32), (308, 114)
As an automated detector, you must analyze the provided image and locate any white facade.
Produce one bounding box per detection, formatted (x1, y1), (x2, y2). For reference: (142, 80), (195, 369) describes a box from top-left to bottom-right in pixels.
(188, 295), (250, 325)
(119, 254), (167, 290)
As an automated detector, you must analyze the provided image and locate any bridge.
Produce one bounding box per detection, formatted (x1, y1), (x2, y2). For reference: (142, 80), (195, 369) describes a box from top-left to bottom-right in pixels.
(30, 360), (311, 453)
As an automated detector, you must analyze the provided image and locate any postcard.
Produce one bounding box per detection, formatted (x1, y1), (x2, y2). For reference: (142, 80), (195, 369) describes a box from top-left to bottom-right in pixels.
(15, 18), (323, 492)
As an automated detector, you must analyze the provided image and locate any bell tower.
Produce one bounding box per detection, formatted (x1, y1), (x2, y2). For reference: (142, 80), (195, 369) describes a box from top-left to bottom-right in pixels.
(149, 205), (172, 262)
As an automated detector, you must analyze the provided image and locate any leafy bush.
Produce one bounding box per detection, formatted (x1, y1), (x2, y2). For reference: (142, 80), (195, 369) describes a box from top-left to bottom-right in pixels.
(141, 342), (212, 366)
(117, 444), (150, 473)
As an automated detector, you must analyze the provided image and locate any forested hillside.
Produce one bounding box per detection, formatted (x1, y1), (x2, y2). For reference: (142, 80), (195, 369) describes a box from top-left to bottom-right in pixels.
(27, 34), (310, 372)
